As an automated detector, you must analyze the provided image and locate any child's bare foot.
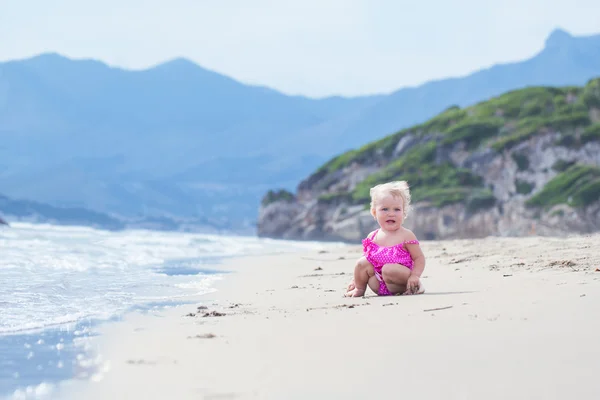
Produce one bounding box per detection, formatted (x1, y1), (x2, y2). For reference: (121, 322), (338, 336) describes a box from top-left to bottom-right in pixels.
(344, 287), (365, 297)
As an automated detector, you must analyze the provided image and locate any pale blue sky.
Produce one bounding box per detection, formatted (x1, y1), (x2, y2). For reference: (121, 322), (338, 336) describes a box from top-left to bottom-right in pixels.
(1, 0), (599, 97)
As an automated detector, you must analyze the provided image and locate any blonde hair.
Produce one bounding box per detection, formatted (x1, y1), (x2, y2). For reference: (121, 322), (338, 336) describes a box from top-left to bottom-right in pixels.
(369, 181), (412, 218)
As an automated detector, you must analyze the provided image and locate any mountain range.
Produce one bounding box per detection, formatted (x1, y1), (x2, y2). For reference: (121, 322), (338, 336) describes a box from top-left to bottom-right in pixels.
(1, 28), (600, 231)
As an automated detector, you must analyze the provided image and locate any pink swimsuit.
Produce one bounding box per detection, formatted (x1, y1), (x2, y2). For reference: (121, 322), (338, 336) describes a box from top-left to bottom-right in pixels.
(362, 229), (419, 296)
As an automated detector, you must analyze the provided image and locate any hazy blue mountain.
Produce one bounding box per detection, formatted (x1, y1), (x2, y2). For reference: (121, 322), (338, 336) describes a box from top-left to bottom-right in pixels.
(334, 28), (600, 152)
(0, 193), (124, 230)
(1, 28), (599, 230)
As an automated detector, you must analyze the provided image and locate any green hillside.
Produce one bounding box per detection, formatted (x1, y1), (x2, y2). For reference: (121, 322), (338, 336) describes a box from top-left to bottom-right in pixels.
(310, 77), (600, 210)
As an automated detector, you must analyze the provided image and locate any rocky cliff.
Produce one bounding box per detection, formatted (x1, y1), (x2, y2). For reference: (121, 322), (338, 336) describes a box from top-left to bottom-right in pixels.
(258, 78), (600, 242)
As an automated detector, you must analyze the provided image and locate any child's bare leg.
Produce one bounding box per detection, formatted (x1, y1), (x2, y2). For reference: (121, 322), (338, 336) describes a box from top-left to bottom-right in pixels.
(345, 257), (375, 297)
(345, 256), (366, 291)
(381, 263), (412, 294)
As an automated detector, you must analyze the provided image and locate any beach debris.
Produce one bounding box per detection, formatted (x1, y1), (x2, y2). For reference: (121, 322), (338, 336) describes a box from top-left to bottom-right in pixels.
(290, 285), (299, 289)
(186, 309), (227, 317)
(423, 306), (453, 312)
(324, 289), (336, 292)
(338, 256), (346, 260)
(197, 306), (208, 310)
(188, 333), (217, 339)
(450, 255), (481, 264)
(306, 303), (369, 312)
(318, 250), (328, 254)
(503, 274), (513, 277)
(580, 294), (587, 297)
(126, 359), (156, 365)
(202, 311), (226, 317)
(228, 303), (241, 308)
(595, 268), (600, 272)
(314, 266), (323, 271)
(298, 272), (346, 278)
(549, 259), (576, 268)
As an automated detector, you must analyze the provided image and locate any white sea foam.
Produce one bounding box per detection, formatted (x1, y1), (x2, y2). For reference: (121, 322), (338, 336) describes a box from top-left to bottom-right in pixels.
(10, 381), (54, 400)
(0, 222), (328, 335)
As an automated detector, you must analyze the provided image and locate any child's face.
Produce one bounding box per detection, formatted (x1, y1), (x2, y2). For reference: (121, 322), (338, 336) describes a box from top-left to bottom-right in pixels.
(371, 194), (404, 231)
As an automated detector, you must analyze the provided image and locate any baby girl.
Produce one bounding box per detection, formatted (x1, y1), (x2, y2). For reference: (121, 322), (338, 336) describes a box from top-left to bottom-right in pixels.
(345, 181), (426, 297)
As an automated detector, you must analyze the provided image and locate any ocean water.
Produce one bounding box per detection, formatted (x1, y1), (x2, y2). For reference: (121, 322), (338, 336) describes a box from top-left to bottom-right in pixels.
(0, 222), (328, 399)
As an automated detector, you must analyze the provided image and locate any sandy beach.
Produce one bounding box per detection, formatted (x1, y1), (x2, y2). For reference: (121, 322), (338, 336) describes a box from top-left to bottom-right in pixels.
(56, 234), (600, 400)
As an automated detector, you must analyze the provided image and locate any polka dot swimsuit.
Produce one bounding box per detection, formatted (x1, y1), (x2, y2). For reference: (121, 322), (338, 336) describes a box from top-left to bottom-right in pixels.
(363, 229), (419, 296)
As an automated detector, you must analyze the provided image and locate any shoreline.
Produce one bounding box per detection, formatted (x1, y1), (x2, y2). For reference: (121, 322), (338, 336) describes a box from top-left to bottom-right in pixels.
(2, 224), (337, 399)
(54, 234), (600, 400)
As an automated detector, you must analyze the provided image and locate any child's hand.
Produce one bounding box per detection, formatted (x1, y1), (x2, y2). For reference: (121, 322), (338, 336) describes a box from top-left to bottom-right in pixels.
(346, 278), (356, 291)
(404, 275), (421, 295)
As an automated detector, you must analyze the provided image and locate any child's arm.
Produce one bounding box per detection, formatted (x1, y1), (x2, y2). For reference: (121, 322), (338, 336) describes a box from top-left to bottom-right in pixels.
(404, 230), (426, 294)
(403, 230), (425, 273)
(409, 246), (425, 278)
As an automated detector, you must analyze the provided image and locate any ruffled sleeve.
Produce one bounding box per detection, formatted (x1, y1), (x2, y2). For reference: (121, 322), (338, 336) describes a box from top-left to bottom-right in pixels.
(362, 237), (373, 255)
(404, 240), (419, 245)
